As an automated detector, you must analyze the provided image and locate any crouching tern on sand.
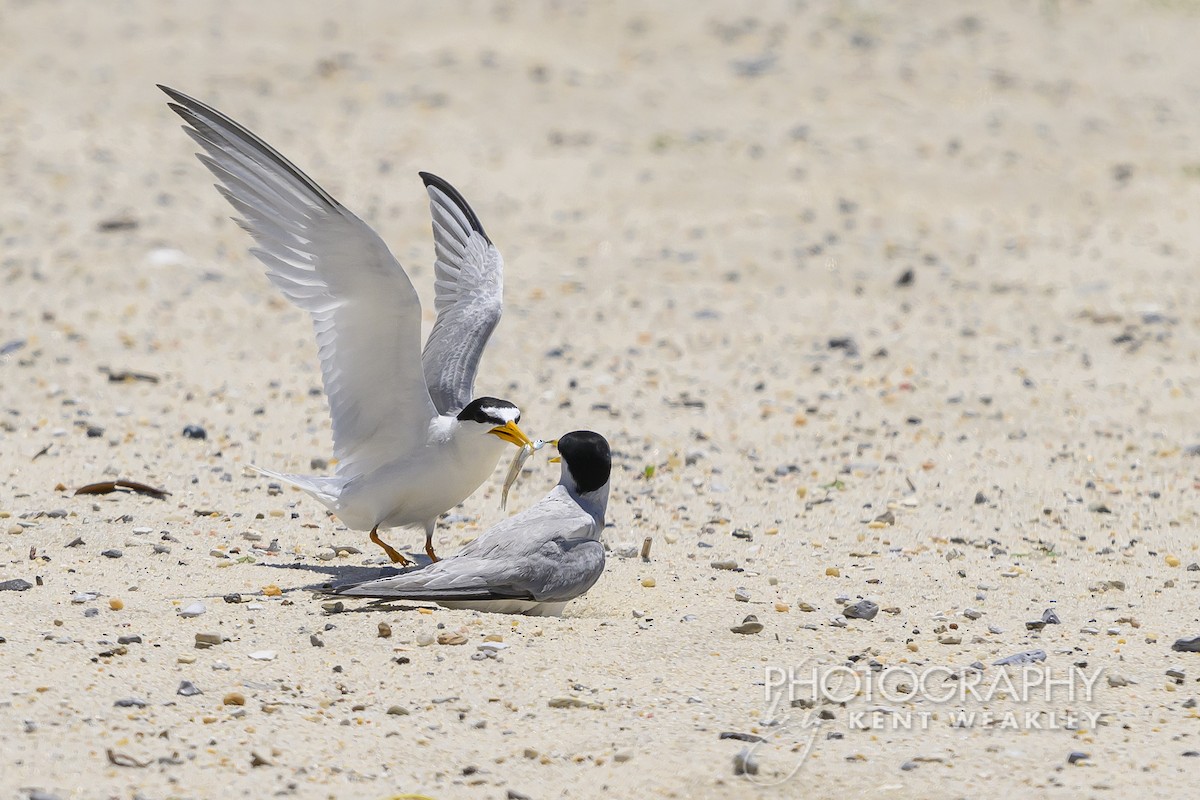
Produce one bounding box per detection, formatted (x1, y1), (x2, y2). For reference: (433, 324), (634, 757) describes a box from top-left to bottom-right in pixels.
(331, 431), (611, 616)
(160, 85), (534, 564)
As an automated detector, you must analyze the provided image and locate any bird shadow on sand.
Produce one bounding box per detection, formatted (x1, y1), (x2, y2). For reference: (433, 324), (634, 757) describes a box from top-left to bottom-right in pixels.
(240, 556), (434, 596)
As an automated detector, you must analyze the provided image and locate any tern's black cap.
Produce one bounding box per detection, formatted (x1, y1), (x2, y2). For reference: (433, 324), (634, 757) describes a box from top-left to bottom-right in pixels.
(557, 430), (611, 494)
(457, 397), (520, 425)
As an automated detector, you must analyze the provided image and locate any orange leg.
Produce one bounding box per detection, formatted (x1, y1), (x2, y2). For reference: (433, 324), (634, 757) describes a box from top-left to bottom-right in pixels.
(423, 521), (440, 563)
(369, 526), (411, 566)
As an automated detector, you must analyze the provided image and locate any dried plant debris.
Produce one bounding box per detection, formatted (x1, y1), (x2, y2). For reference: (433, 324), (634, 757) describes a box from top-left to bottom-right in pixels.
(99, 366), (160, 383)
(74, 480), (171, 500)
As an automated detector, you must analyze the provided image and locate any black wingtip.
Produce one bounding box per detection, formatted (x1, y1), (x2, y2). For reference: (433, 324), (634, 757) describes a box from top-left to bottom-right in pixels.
(419, 171), (491, 245)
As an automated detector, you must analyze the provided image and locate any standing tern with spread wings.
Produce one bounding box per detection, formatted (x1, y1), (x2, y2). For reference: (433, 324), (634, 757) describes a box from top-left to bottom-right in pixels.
(160, 85), (533, 565)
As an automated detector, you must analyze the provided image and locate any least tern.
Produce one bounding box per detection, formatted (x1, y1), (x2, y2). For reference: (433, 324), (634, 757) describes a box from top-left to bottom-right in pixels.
(332, 430), (611, 616)
(160, 85), (533, 564)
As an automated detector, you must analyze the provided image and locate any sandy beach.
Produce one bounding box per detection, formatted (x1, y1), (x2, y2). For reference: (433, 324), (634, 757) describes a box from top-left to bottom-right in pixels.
(3, 1), (1200, 797)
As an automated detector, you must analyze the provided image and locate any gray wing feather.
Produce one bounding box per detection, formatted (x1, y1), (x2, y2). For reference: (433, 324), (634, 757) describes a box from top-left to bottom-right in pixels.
(161, 86), (438, 475)
(418, 172), (503, 415)
(336, 490), (604, 602)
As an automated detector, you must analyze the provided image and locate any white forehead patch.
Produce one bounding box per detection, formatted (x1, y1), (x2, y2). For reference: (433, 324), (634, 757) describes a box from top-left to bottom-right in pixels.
(483, 405), (521, 424)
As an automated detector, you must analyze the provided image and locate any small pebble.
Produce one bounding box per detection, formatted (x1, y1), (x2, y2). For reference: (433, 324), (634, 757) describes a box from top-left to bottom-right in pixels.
(117, 635), (142, 645)
(711, 560), (739, 571)
(248, 650), (276, 661)
(730, 615), (763, 635)
(963, 608), (982, 620)
(108, 598), (124, 611)
(733, 748), (759, 776)
(437, 632), (467, 646)
(100, 549), (122, 559)
(182, 425), (207, 440)
(993, 649), (1046, 666)
(310, 634), (324, 647)
(387, 705), (409, 716)
(1042, 608), (1061, 625)
(416, 632), (436, 646)
(83, 608), (99, 618)
(261, 584), (282, 597)
(378, 622), (392, 638)
(733, 587), (751, 602)
(1166, 555), (1181, 568)
(0, 579), (33, 592)
(114, 697), (148, 708)
(223, 593), (242, 604)
(641, 577), (656, 588)
(223, 692), (246, 706)
(177, 680), (202, 696)
(843, 600), (879, 621)
(825, 567), (840, 577)
(1172, 636), (1200, 653)
(195, 632), (222, 646)
(179, 602), (206, 618)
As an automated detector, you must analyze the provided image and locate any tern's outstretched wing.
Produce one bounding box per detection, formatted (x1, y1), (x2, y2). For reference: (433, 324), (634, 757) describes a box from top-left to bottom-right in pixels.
(334, 489), (604, 603)
(418, 172), (503, 415)
(160, 86), (437, 475)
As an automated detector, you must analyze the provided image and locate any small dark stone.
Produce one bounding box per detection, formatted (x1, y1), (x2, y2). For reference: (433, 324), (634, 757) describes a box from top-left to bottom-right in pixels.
(117, 635), (142, 645)
(65, 537), (84, 548)
(223, 593), (242, 604)
(733, 747), (759, 776)
(310, 634), (325, 648)
(974, 491), (988, 505)
(1025, 620), (1046, 631)
(718, 732), (764, 743)
(182, 425), (207, 440)
(177, 680), (202, 696)
(101, 549), (123, 559)
(97, 217), (139, 232)
(895, 268), (914, 287)
(843, 600), (880, 621)
(0, 579), (33, 592)
(1067, 751), (1089, 764)
(1172, 636), (1200, 653)
(993, 649), (1047, 666)
(900, 760), (918, 771)
(114, 697), (148, 708)
(828, 337), (859, 356)
(1042, 609), (1061, 625)
(85, 425), (104, 438)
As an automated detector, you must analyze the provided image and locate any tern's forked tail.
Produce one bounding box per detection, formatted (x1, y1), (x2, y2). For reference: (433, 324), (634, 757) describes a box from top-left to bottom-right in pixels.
(248, 465), (342, 507)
